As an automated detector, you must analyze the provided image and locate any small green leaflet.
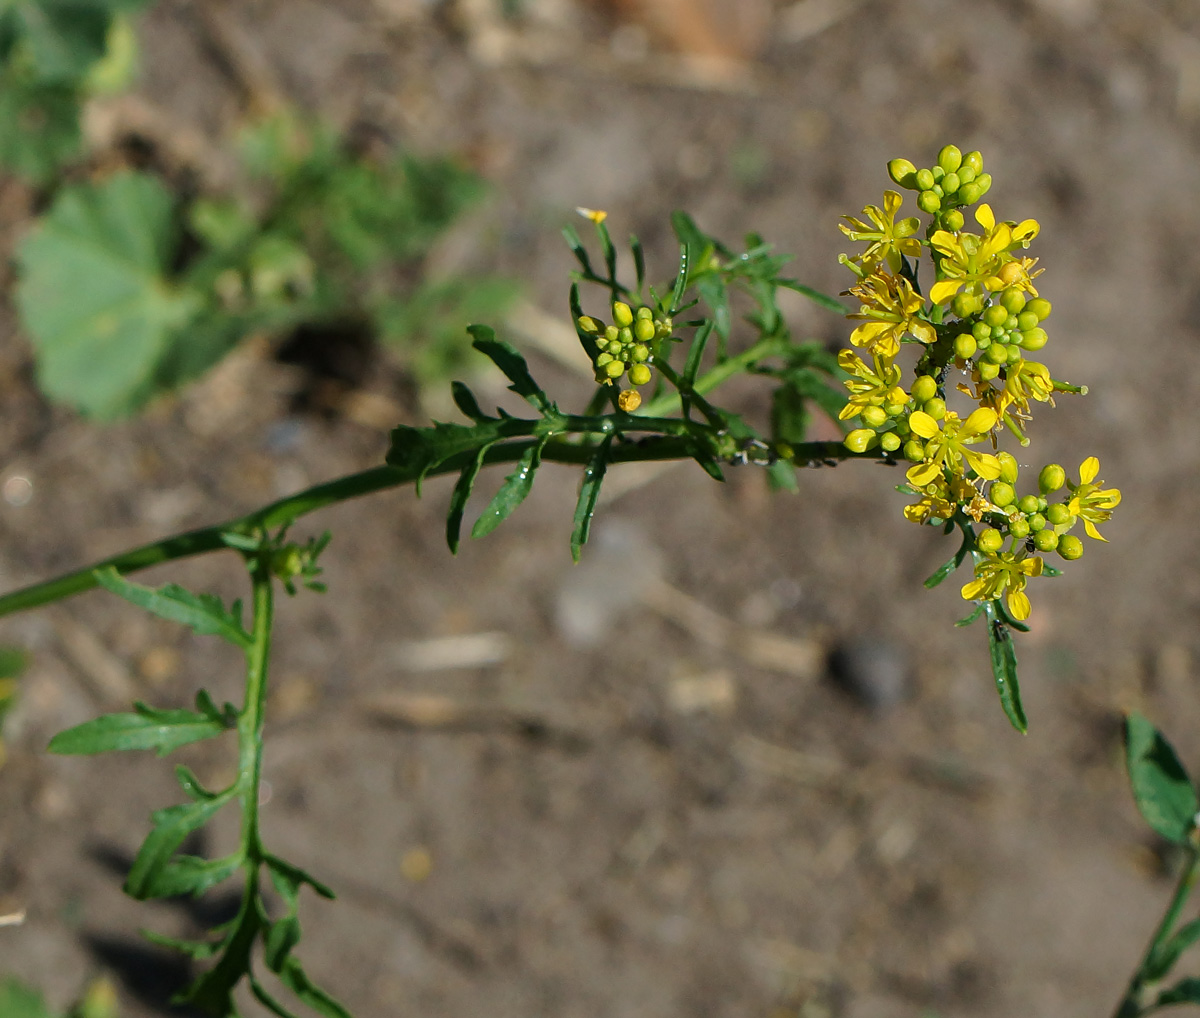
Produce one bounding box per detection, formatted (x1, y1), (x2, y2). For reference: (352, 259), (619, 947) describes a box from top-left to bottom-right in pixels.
(778, 278), (849, 314)
(445, 441), (493, 553)
(571, 436), (611, 562)
(125, 789), (237, 899)
(1157, 979), (1200, 1008)
(471, 438), (547, 539)
(1125, 713), (1199, 845)
(468, 327), (551, 414)
(47, 690), (236, 757)
(984, 602), (1027, 734)
(93, 566), (250, 647)
(1147, 917), (1200, 982)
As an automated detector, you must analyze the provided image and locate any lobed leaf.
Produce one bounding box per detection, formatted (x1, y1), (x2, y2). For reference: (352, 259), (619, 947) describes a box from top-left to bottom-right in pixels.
(266, 853), (336, 901)
(446, 442), (493, 554)
(468, 327), (551, 413)
(125, 792), (236, 899)
(1125, 713), (1199, 845)
(471, 438), (546, 539)
(48, 694), (234, 757)
(93, 566), (251, 646)
(145, 851), (242, 899)
(570, 436), (612, 563)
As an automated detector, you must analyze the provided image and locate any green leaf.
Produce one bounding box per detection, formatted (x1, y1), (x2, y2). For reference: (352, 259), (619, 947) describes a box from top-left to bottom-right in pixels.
(471, 437), (546, 539)
(468, 327), (551, 414)
(985, 603), (1027, 734)
(450, 380), (489, 422)
(778, 278), (849, 314)
(265, 853), (336, 901)
(265, 915), (302, 970)
(954, 602), (985, 627)
(446, 442), (492, 554)
(125, 791), (236, 899)
(0, 75), (81, 182)
(0, 978), (57, 1018)
(561, 223), (595, 277)
(145, 851), (242, 898)
(1125, 713), (1199, 845)
(1156, 978), (1200, 1007)
(249, 976), (303, 1018)
(93, 566), (251, 646)
(16, 171), (201, 419)
(570, 436), (611, 562)
(924, 531), (972, 589)
(274, 958), (352, 1018)
(48, 693), (234, 756)
(387, 418), (515, 487)
(174, 763), (224, 801)
(1147, 917), (1200, 981)
(141, 928), (226, 961)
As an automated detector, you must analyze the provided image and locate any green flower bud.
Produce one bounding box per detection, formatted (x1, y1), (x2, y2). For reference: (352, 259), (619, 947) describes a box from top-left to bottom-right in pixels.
(605, 359), (625, 379)
(977, 360), (1001, 381)
(612, 302), (634, 327)
(977, 527), (1004, 554)
(1033, 528), (1059, 552)
(975, 172), (992, 195)
(1028, 512), (1047, 532)
(931, 165), (946, 183)
(656, 317), (674, 337)
(1004, 314), (1020, 331)
(888, 158), (918, 188)
(618, 327), (633, 345)
(595, 352), (614, 368)
(983, 304), (1008, 328)
(990, 481), (1016, 508)
(998, 451), (1019, 483)
(942, 171), (961, 194)
(577, 315), (601, 334)
(942, 208), (965, 232)
(917, 190), (941, 214)
(1009, 517), (1030, 539)
(605, 325), (620, 342)
(634, 318), (656, 343)
(1000, 289), (1027, 314)
(910, 375), (938, 403)
(923, 397), (947, 420)
(1017, 494), (1041, 515)
(606, 339), (624, 355)
(957, 164), (977, 185)
(938, 144), (963, 173)
(1019, 327), (1048, 351)
(631, 343), (651, 362)
(629, 363), (652, 386)
(1006, 344), (1023, 365)
(1058, 535), (1084, 560)
(1026, 298), (1052, 321)
(985, 343), (1009, 365)
(635, 305), (654, 320)
(845, 429), (878, 454)
(931, 183), (945, 197)
(954, 333), (977, 359)
(861, 405), (888, 428)
(880, 431), (902, 452)
(1016, 310), (1039, 332)
(952, 291), (982, 317)
(903, 440), (925, 462)
(1038, 463), (1066, 493)
(972, 321), (992, 342)
(1045, 503), (1072, 527)
(963, 150), (984, 174)
(957, 182), (982, 205)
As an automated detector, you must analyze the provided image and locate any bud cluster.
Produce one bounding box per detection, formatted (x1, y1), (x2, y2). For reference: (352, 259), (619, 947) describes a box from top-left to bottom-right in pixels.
(577, 301), (672, 391)
(836, 148), (1121, 621)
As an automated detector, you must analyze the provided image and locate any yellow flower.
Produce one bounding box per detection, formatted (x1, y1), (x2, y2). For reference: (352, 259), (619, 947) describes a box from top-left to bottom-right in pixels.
(576, 207), (608, 223)
(903, 481), (956, 524)
(837, 348), (907, 420)
(961, 550), (1044, 621)
(845, 272), (936, 358)
(927, 204), (1040, 306)
(1067, 457), (1121, 540)
(906, 407), (1002, 486)
(840, 190), (922, 273)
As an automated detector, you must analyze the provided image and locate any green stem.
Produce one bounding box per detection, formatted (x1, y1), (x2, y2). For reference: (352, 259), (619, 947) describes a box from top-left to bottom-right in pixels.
(641, 335), (788, 418)
(239, 555), (274, 863)
(1113, 846), (1200, 1018)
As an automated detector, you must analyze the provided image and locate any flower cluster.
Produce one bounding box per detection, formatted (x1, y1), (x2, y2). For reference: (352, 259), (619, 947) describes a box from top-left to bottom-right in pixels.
(837, 146), (1121, 621)
(577, 300), (673, 411)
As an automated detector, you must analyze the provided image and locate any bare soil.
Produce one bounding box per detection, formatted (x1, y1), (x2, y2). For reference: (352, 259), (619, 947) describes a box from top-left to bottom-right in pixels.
(2, 1), (1199, 1016)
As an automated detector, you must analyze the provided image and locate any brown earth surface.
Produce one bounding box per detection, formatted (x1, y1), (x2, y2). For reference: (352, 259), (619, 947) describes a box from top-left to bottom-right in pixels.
(2, 1), (1199, 1016)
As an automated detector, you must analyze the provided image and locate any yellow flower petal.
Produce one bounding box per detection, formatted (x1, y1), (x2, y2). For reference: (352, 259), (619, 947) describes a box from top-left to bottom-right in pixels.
(961, 577), (989, 601)
(908, 410), (940, 438)
(1083, 519), (1107, 542)
(929, 279), (961, 305)
(975, 204), (995, 230)
(963, 407), (998, 435)
(1007, 589), (1031, 621)
(576, 207), (607, 223)
(907, 461), (942, 486)
(1079, 456), (1099, 484)
(968, 452), (1002, 480)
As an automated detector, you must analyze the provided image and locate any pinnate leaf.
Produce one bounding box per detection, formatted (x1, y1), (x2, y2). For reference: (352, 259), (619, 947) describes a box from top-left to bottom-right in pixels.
(93, 566), (250, 646)
(48, 692), (234, 757)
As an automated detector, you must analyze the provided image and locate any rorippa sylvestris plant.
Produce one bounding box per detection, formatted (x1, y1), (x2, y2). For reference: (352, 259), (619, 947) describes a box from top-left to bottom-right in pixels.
(0, 149), (1162, 1018)
(836, 144), (1121, 730)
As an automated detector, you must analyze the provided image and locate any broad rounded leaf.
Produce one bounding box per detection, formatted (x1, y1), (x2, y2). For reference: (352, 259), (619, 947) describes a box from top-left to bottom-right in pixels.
(1126, 713), (1199, 845)
(16, 171), (199, 418)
